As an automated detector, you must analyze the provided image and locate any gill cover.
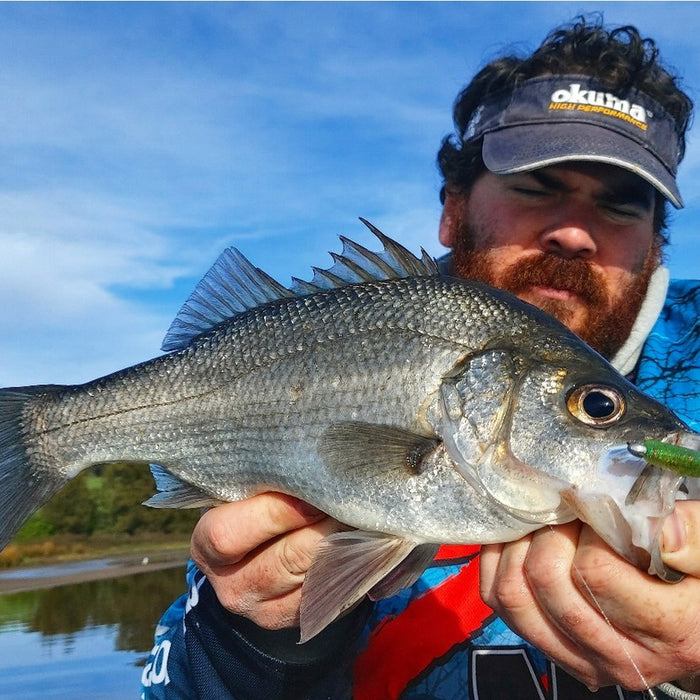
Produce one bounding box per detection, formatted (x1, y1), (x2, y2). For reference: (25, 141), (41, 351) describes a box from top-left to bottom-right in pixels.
(439, 349), (569, 522)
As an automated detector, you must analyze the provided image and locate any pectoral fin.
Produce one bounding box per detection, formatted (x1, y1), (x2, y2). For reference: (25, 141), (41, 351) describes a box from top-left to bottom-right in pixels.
(318, 422), (441, 477)
(368, 541), (440, 600)
(299, 530), (437, 643)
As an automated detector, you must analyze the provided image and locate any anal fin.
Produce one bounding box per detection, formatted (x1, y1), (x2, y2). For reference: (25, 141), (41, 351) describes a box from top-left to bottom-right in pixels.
(144, 464), (225, 509)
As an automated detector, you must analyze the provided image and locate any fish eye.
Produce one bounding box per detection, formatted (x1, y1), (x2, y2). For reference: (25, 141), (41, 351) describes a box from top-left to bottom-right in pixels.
(566, 384), (626, 427)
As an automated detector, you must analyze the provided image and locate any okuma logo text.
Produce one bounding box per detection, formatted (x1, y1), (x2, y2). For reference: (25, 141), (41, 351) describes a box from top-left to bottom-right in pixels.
(550, 83), (647, 126)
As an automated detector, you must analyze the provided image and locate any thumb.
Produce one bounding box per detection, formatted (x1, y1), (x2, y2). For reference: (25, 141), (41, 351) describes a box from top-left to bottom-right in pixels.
(660, 501), (700, 577)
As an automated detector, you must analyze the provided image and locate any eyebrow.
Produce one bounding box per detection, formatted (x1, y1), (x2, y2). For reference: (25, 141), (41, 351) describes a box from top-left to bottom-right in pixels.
(599, 177), (655, 210)
(528, 169), (655, 210)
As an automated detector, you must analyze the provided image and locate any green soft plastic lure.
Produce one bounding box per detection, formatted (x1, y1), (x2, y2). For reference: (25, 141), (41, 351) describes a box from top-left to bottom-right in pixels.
(628, 439), (700, 477)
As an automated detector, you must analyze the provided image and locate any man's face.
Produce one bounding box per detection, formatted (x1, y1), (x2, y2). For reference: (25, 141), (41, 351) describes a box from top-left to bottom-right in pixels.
(440, 162), (660, 359)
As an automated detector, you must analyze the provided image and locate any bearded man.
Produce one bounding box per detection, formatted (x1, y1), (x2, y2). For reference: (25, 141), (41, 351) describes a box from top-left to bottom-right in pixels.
(143, 18), (700, 700)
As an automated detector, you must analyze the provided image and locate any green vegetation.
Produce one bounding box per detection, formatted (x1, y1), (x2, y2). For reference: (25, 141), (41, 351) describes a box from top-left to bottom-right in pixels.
(1, 462), (199, 568)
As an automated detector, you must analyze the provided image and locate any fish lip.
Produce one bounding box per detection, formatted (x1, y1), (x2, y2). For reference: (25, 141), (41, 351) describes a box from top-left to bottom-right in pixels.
(626, 430), (699, 583)
(600, 441), (685, 507)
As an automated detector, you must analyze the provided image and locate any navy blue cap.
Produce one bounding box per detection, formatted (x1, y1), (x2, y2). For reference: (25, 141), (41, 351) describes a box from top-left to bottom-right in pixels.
(464, 75), (684, 208)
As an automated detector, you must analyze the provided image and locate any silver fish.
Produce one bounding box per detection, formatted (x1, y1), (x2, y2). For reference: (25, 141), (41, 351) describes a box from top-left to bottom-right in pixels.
(0, 219), (697, 642)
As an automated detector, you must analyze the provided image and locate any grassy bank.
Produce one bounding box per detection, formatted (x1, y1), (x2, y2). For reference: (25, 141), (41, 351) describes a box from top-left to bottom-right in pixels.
(0, 532), (192, 569)
(0, 462), (200, 570)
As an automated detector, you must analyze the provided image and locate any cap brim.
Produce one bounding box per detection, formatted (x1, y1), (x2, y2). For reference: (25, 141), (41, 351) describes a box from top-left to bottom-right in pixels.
(482, 122), (683, 208)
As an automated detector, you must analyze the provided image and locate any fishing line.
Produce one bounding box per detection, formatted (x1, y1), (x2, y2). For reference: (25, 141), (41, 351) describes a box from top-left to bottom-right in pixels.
(573, 566), (656, 700)
(545, 524), (657, 699)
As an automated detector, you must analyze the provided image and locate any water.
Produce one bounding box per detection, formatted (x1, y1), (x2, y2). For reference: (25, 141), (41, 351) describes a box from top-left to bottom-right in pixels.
(0, 563), (189, 699)
(0, 557), (126, 581)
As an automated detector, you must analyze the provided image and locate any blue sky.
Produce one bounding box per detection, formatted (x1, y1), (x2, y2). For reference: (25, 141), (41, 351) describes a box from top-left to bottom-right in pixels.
(2, 2), (700, 386)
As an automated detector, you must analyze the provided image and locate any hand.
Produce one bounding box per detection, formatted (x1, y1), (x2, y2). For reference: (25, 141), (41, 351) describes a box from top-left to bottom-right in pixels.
(479, 511), (700, 691)
(190, 493), (342, 630)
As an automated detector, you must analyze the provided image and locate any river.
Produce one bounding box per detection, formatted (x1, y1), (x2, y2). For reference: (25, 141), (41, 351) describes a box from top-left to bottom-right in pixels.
(0, 557), (189, 699)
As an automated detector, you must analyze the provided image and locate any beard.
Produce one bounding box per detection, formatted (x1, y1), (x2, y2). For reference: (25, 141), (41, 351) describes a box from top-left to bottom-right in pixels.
(451, 225), (659, 360)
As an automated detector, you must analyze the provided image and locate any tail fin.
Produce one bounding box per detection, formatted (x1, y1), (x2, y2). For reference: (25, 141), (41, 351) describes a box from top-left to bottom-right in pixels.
(0, 386), (71, 550)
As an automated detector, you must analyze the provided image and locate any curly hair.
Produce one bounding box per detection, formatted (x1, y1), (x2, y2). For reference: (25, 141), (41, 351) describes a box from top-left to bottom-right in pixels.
(437, 16), (694, 239)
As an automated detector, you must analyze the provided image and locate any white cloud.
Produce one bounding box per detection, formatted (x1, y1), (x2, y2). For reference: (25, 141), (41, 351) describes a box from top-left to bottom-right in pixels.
(0, 187), (184, 385)
(0, 2), (699, 387)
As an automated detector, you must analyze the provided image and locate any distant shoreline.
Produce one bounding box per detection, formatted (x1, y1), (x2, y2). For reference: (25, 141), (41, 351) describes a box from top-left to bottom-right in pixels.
(0, 546), (190, 594)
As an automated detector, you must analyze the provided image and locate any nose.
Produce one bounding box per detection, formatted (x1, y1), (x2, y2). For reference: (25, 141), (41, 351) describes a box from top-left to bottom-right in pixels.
(539, 210), (597, 259)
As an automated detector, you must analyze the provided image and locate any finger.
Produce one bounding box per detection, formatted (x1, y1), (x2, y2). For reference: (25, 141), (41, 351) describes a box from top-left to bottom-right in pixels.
(483, 525), (628, 689)
(566, 525), (700, 688)
(524, 525), (646, 686)
(571, 524), (663, 632)
(574, 524), (700, 646)
(480, 532), (590, 670)
(246, 515), (344, 594)
(479, 537), (531, 612)
(191, 492), (325, 569)
(660, 501), (700, 577)
(477, 541), (504, 599)
(485, 524), (700, 690)
(509, 527), (612, 668)
(219, 515), (343, 629)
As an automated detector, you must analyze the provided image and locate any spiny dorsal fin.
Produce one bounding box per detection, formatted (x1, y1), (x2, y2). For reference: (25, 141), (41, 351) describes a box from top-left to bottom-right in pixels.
(162, 219), (439, 352)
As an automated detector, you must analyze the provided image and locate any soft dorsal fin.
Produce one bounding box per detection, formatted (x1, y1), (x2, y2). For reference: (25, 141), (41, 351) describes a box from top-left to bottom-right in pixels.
(162, 219), (438, 352)
(162, 248), (294, 352)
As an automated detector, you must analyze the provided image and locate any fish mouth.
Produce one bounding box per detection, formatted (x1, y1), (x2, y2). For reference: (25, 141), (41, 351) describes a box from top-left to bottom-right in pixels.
(625, 431), (700, 505)
(624, 431), (700, 582)
(564, 440), (690, 581)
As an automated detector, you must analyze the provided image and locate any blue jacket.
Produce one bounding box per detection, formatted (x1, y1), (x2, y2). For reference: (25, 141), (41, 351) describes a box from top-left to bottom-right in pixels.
(141, 280), (700, 700)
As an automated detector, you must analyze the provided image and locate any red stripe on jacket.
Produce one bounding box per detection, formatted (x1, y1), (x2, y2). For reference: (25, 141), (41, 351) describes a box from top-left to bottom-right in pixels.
(354, 545), (495, 699)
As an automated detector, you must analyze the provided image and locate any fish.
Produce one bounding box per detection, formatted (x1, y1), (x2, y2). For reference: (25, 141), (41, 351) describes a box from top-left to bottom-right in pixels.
(0, 219), (698, 642)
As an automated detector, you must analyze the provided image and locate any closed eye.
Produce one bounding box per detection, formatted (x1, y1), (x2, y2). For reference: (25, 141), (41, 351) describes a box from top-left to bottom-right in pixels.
(598, 201), (649, 222)
(513, 186), (550, 197)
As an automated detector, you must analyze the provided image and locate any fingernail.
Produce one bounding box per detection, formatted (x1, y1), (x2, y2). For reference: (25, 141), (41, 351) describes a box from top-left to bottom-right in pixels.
(661, 511), (687, 554)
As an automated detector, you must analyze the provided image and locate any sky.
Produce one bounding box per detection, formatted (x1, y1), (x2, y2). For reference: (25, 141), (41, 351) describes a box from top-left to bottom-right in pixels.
(2, 1), (700, 386)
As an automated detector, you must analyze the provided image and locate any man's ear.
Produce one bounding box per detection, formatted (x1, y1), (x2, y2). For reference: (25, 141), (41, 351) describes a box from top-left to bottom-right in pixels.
(438, 192), (464, 248)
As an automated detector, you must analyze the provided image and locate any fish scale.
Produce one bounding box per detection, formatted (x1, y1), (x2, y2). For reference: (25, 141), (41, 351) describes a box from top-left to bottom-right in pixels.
(1, 221), (699, 642)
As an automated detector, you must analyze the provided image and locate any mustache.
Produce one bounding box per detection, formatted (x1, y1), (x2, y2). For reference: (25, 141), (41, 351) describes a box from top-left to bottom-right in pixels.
(499, 254), (608, 306)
